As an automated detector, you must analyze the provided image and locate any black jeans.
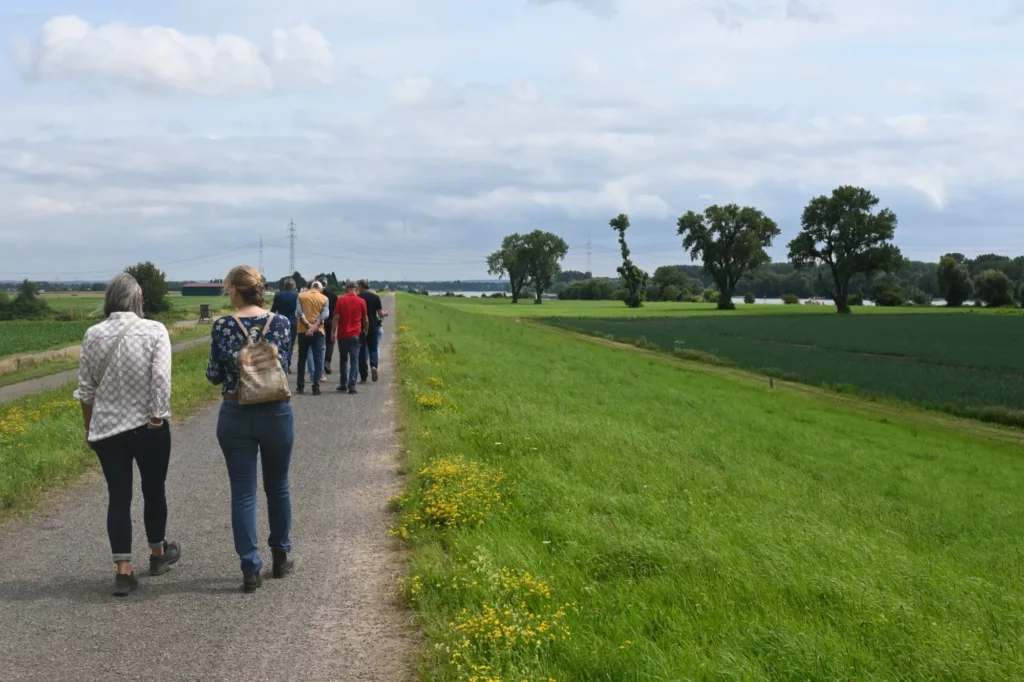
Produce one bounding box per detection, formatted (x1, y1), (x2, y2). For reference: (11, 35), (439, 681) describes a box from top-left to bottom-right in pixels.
(92, 422), (171, 562)
(323, 320), (335, 370)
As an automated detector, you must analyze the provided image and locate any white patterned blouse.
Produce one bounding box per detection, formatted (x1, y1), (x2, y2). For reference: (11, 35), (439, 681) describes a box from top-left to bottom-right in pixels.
(73, 312), (172, 442)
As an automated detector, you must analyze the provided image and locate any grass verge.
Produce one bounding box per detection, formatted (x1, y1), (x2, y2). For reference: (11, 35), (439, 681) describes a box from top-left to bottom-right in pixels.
(0, 344), (219, 521)
(393, 295), (1024, 681)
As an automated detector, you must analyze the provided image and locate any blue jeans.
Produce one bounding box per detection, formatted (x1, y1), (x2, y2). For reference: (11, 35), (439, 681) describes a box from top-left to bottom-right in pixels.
(359, 326), (381, 380)
(337, 336), (361, 390)
(216, 400), (294, 575)
(296, 332), (325, 388)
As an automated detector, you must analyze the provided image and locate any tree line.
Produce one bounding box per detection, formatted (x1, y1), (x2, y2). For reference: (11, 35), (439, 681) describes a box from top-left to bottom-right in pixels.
(488, 185), (1023, 313)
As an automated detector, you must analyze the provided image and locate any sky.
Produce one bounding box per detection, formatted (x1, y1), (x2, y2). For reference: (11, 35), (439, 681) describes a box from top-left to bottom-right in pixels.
(0, 0), (1022, 282)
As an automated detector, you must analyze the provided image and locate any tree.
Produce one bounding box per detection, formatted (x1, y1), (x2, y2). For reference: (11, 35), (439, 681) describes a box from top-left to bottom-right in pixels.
(677, 204), (780, 310)
(974, 269), (1015, 307)
(610, 214), (649, 308)
(744, 291), (756, 304)
(871, 278), (905, 307)
(788, 186), (903, 314)
(651, 265), (688, 290)
(936, 255), (973, 307)
(125, 262), (171, 315)
(521, 230), (569, 304)
(90, 282), (106, 292)
(487, 233), (531, 304)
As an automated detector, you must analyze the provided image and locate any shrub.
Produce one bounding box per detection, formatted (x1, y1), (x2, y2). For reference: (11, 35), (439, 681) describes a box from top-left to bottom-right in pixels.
(849, 294), (864, 306)
(974, 269), (1015, 307)
(871, 280), (905, 307)
(781, 293), (800, 305)
(685, 295), (704, 303)
(674, 348), (733, 366)
(908, 287), (932, 306)
(662, 284), (683, 302)
(743, 291), (756, 304)
(7, 280), (50, 320)
(702, 288), (718, 303)
(633, 336), (649, 349)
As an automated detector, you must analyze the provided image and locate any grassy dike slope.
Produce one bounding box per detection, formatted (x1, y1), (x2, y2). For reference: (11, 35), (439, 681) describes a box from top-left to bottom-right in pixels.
(0, 344), (219, 516)
(393, 295), (1024, 681)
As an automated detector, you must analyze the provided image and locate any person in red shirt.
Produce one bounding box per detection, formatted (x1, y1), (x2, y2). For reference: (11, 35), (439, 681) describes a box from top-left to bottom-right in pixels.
(332, 281), (368, 394)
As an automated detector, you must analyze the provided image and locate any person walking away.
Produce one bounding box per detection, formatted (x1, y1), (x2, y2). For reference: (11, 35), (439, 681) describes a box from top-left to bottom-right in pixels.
(357, 280), (383, 383)
(207, 265), (295, 593)
(322, 282), (339, 377)
(74, 272), (181, 597)
(270, 278), (299, 374)
(295, 280), (329, 396)
(333, 280), (368, 394)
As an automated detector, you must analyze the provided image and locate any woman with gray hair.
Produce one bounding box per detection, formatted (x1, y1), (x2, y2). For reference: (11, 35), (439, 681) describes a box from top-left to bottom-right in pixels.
(74, 272), (181, 597)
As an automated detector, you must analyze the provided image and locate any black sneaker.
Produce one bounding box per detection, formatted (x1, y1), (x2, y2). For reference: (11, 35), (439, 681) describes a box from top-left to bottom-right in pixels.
(295, 385), (305, 394)
(149, 540), (182, 576)
(243, 571), (262, 594)
(113, 572), (139, 597)
(324, 367), (332, 375)
(312, 384), (321, 396)
(336, 384), (346, 392)
(271, 549), (294, 579)
(348, 388), (358, 395)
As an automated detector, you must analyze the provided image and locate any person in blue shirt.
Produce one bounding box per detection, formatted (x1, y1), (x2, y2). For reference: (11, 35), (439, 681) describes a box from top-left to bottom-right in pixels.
(270, 278), (299, 373)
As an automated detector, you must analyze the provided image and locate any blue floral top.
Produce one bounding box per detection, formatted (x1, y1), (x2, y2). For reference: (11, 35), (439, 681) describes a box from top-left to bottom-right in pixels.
(206, 313), (292, 394)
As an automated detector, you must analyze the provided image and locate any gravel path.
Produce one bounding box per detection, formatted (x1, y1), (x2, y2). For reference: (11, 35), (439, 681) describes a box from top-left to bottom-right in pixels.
(0, 316), (414, 681)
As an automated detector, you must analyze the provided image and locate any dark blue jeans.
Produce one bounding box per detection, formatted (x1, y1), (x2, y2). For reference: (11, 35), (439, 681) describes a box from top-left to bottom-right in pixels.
(337, 336), (361, 390)
(92, 422), (171, 562)
(216, 400), (294, 575)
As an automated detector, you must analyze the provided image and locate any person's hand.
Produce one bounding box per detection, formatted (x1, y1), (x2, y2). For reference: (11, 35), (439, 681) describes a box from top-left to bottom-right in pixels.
(305, 328), (316, 336)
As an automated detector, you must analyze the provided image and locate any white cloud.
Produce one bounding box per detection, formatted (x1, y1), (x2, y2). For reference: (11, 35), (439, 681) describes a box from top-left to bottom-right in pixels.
(17, 15), (335, 96)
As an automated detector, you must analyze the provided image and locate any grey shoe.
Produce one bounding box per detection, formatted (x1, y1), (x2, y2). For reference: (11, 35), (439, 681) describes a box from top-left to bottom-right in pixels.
(113, 572), (139, 597)
(149, 540), (181, 576)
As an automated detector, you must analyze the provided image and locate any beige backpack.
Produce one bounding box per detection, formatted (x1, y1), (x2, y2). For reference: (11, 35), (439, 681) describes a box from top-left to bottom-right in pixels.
(231, 313), (292, 405)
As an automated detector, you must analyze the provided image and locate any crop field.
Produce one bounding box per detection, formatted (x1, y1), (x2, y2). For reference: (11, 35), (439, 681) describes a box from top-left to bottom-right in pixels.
(392, 295), (1024, 680)
(545, 314), (1024, 423)
(0, 321), (95, 358)
(39, 293), (228, 320)
(430, 295), (1021, 319)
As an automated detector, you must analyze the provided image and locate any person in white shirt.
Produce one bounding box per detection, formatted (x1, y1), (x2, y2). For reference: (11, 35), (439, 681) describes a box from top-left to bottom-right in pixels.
(74, 272), (181, 597)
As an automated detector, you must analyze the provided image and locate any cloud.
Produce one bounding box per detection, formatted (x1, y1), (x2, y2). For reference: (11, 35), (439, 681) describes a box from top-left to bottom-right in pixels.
(390, 76), (462, 107)
(528, 0), (616, 17)
(17, 15), (334, 96)
(785, 0), (834, 23)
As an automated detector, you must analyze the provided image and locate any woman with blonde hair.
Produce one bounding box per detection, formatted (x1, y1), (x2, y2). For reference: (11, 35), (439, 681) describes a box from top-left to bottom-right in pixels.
(206, 265), (295, 593)
(75, 272), (181, 597)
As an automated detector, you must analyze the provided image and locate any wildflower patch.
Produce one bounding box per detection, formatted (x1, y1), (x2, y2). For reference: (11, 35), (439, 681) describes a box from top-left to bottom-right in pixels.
(389, 456), (505, 539)
(401, 552), (575, 682)
(417, 394), (445, 410)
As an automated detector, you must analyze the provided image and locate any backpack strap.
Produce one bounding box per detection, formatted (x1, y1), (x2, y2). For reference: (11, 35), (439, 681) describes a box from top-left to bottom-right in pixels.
(258, 313), (275, 342)
(231, 315), (255, 346)
(231, 313), (276, 345)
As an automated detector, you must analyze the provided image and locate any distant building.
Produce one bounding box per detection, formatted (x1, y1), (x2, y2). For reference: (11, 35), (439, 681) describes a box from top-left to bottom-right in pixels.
(181, 283), (224, 297)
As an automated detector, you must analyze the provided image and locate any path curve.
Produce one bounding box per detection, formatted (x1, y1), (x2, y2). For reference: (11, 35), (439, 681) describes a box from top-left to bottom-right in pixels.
(0, 311), (414, 681)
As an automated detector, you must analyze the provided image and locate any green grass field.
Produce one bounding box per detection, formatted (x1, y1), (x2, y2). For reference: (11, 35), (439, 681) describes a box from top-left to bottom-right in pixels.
(543, 315), (1024, 425)
(0, 344), (219, 516)
(429, 295), (1021, 318)
(392, 294), (1024, 681)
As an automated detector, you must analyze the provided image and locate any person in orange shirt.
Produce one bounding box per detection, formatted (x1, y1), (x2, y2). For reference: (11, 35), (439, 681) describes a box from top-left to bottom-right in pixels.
(295, 280), (329, 395)
(332, 281), (368, 394)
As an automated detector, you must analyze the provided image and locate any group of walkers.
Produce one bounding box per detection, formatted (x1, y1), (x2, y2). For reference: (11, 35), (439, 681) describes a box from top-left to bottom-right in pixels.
(269, 278), (387, 396)
(74, 265), (387, 597)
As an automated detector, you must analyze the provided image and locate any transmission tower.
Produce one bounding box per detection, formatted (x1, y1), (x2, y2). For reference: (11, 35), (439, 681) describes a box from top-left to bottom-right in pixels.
(586, 236), (593, 275)
(287, 218), (297, 273)
(259, 234), (264, 276)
